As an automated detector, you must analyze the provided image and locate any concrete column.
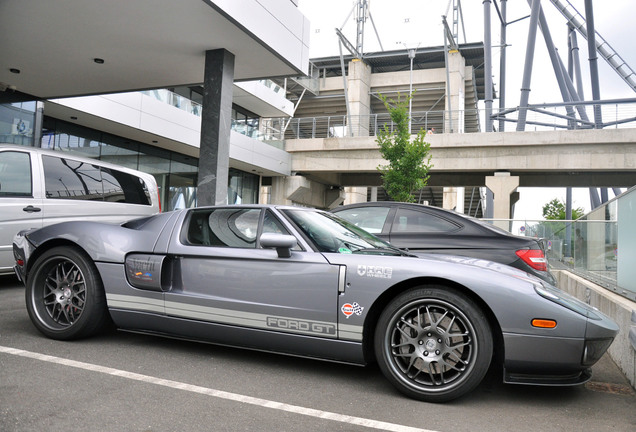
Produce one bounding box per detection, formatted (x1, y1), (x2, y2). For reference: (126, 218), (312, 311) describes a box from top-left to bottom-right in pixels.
(347, 59), (372, 136)
(344, 187), (368, 205)
(443, 187), (458, 210)
(370, 187), (378, 202)
(443, 187), (465, 212)
(259, 185), (271, 205)
(485, 172), (519, 230)
(444, 51), (466, 133)
(270, 176), (345, 209)
(197, 49), (235, 206)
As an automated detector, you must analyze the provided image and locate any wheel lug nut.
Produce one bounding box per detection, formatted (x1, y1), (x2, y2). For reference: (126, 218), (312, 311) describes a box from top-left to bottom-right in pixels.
(427, 333), (432, 337)
(435, 350), (440, 355)
(438, 339), (442, 343)
(424, 351), (429, 356)
(418, 340), (423, 345)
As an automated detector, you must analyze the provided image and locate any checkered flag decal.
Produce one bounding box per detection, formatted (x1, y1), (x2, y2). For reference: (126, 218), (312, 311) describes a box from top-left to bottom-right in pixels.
(351, 302), (364, 315)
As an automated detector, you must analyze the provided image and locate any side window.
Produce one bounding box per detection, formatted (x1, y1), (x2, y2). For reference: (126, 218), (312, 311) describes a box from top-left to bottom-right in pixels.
(42, 156), (151, 205)
(186, 208), (260, 248)
(43, 155), (103, 200)
(334, 206), (390, 233)
(0, 151), (32, 197)
(392, 208), (460, 233)
(262, 210), (301, 251)
(262, 210), (288, 235)
(101, 168), (151, 205)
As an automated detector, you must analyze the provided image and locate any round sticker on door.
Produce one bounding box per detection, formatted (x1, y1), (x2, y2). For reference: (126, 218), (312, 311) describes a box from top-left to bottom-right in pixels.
(341, 302), (364, 318)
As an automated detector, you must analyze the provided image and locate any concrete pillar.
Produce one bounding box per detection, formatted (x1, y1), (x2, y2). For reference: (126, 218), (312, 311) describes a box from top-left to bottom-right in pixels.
(197, 49), (235, 206)
(443, 187), (465, 212)
(456, 187), (465, 213)
(370, 187), (378, 202)
(485, 172), (519, 230)
(344, 187), (368, 205)
(444, 51), (466, 133)
(270, 176), (345, 209)
(443, 187), (458, 210)
(347, 59), (372, 136)
(259, 185), (271, 205)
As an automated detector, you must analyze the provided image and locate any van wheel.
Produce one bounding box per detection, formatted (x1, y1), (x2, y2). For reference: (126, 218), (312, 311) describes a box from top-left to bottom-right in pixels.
(374, 286), (493, 402)
(25, 246), (109, 340)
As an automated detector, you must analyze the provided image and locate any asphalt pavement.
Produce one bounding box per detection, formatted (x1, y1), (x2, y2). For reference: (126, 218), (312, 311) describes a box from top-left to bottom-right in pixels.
(1, 274), (634, 432)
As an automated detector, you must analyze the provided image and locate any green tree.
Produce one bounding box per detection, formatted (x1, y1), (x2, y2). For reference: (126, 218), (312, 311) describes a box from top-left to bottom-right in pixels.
(542, 198), (584, 220)
(538, 198), (585, 258)
(376, 93), (433, 202)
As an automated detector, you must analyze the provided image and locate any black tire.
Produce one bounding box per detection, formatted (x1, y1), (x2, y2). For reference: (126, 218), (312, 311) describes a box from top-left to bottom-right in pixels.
(25, 246), (109, 340)
(374, 286), (493, 402)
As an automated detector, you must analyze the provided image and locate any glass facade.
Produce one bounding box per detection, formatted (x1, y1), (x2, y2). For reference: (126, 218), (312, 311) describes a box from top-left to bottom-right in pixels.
(141, 87), (260, 140)
(38, 116), (260, 211)
(232, 106), (260, 139)
(0, 101), (37, 146)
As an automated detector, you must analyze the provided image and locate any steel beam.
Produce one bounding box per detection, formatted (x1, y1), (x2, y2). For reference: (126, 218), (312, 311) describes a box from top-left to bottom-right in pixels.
(517, 0), (542, 131)
(584, 0), (602, 127)
(483, 0), (493, 132)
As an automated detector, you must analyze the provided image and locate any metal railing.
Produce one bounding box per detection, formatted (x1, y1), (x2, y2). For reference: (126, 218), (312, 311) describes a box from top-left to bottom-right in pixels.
(261, 98), (636, 141)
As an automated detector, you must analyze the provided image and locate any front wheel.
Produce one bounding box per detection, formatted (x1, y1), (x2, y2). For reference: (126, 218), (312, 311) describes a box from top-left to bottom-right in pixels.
(374, 286), (493, 402)
(25, 246), (109, 340)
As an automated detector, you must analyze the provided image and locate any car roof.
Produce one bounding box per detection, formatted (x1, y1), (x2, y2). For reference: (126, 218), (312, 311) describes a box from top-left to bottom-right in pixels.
(333, 201), (534, 240)
(0, 144), (158, 182)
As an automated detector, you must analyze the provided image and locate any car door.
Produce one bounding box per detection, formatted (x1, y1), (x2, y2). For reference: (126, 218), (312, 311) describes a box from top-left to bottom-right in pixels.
(388, 206), (465, 251)
(165, 207), (340, 339)
(0, 149), (43, 273)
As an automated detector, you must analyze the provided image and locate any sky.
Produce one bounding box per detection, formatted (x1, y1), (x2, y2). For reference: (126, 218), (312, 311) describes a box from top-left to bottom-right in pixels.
(296, 0), (636, 220)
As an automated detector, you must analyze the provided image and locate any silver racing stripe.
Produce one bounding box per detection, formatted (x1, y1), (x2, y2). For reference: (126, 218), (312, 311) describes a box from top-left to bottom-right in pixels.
(107, 293), (164, 314)
(106, 294), (363, 341)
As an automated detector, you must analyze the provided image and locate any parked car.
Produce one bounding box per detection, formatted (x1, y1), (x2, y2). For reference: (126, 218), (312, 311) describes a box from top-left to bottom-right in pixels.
(13, 205), (617, 402)
(0, 144), (160, 275)
(332, 202), (555, 284)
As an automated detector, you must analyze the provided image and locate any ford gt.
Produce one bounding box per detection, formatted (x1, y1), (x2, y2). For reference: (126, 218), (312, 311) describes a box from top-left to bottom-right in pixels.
(12, 205), (619, 402)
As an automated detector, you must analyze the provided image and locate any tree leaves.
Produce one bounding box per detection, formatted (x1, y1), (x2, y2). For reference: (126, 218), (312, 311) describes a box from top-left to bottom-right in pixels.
(542, 198), (585, 220)
(376, 93), (433, 203)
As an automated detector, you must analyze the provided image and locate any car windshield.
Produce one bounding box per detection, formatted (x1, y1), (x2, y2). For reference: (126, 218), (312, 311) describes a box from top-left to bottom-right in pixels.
(282, 209), (403, 255)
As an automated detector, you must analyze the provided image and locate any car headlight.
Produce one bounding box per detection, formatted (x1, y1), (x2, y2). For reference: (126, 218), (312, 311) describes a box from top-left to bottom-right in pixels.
(534, 283), (602, 320)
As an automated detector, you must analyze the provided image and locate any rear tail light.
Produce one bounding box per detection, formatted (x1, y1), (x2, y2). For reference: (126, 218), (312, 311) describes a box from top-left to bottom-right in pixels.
(157, 189), (162, 213)
(516, 248), (547, 271)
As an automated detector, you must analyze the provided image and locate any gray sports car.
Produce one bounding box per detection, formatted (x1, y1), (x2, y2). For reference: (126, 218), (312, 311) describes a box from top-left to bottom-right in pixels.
(12, 205), (618, 402)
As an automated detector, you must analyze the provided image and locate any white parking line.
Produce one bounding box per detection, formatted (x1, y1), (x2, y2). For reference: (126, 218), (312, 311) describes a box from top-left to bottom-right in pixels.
(1, 345), (438, 432)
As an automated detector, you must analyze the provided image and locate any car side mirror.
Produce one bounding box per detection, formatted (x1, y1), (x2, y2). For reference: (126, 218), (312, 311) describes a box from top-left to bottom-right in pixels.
(260, 233), (296, 258)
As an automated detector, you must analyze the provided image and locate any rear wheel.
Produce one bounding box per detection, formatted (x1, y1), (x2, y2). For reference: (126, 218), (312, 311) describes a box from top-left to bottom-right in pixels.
(25, 246), (109, 340)
(374, 286), (493, 402)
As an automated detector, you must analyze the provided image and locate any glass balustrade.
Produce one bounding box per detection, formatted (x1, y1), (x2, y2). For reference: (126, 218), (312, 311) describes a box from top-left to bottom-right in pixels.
(483, 186), (636, 301)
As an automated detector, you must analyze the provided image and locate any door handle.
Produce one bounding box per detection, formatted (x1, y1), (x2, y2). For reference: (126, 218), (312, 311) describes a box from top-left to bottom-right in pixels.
(23, 205), (41, 213)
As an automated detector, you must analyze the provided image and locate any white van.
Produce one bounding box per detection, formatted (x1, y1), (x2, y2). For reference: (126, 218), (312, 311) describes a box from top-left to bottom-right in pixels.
(0, 145), (161, 275)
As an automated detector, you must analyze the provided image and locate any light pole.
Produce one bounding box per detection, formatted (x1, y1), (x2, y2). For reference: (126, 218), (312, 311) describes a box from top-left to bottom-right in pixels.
(408, 48), (416, 134)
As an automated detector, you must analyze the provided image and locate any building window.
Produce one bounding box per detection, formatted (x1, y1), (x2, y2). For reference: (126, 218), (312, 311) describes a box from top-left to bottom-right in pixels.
(232, 105), (259, 138)
(0, 101), (37, 146)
